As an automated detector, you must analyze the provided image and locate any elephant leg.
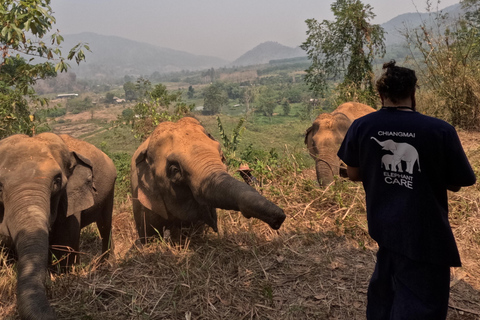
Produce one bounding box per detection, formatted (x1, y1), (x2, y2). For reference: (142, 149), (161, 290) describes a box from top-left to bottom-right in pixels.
(133, 200), (168, 243)
(95, 189), (114, 257)
(396, 162), (403, 173)
(50, 214), (81, 271)
(405, 161), (414, 174)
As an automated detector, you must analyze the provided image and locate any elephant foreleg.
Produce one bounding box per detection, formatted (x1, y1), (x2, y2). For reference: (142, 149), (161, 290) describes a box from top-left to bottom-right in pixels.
(133, 200), (169, 243)
(50, 214), (81, 270)
(95, 188), (114, 258)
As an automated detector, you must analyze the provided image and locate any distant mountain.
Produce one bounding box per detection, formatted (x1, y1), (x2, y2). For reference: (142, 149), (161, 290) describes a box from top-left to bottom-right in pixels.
(231, 41), (306, 67)
(57, 3), (464, 80)
(381, 3), (464, 46)
(61, 32), (228, 79)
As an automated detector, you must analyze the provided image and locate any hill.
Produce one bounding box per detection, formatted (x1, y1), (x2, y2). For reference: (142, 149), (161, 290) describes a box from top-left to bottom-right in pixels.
(61, 32), (229, 79)
(55, 4), (464, 80)
(381, 3), (464, 46)
(231, 41), (306, 67)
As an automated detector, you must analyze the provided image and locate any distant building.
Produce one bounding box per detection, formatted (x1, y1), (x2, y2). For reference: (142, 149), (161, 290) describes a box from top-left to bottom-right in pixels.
(194, 106), (204, 111)
(56, 93), (78, 99)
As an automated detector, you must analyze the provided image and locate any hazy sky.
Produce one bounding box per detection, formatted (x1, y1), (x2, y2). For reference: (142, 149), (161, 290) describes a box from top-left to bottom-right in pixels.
(50, 0), (460, 61)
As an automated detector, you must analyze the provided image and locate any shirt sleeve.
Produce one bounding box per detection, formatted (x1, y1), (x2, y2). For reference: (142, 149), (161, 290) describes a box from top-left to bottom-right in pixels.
(445, 127), (476, 187)
(337, 123), (360, 167)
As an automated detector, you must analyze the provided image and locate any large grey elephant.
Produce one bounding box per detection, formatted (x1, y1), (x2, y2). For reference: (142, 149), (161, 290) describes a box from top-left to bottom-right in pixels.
(131, 117), (286, 242)
(0, 133), (116, 320)
(305, 102), (375, 186)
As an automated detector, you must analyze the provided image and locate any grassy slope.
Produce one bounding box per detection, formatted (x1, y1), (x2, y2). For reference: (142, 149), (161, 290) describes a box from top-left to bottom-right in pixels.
(1, 110), (480, 319)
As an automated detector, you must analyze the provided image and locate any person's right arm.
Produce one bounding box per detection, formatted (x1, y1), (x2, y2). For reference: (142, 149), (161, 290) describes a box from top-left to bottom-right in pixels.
(347, 166), (362, 181)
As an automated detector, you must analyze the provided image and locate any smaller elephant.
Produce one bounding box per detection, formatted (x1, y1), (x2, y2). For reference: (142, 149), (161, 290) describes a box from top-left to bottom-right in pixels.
(305, 102), (375, 186)
(58, 134), (117, 259)
(0, 133), (116, 320)
(371, 137), (421, 174)
(381, 154), (402, 172)
(131, 117), (285, 242)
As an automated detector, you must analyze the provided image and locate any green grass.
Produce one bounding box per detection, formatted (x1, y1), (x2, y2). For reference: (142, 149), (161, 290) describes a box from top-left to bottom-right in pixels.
(197, 113), (312, 164)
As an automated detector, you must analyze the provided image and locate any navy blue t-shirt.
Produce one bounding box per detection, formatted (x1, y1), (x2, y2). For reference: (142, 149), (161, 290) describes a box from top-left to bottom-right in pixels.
(338, 108), (476, 267)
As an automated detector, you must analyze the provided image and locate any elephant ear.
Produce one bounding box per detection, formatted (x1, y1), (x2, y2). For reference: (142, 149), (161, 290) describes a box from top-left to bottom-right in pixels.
(66, 152), (96, 217)
(333, 112), (353, 133)
(134, 148), (169, 220)
(305, 123), (318, 157)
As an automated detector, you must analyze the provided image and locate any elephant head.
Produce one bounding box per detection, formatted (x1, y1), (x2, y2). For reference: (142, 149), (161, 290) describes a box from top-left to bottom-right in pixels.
(131, 117), (286, 241)
(305, 102), (375, 186)
(0, 133), (96, 320)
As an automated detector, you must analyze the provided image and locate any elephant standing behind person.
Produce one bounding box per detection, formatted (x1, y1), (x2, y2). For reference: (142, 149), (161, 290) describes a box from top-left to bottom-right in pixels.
(131, 117), (286, 242)
(0, 133), (116, 320)
(305, 102), (375, 186)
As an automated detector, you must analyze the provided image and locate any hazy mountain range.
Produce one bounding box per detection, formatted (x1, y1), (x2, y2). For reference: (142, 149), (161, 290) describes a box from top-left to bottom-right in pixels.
(62, 3), (463, 80)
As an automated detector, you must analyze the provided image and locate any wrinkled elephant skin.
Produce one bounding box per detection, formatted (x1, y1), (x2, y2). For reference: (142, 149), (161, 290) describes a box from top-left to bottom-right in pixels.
(0, 133), (116, 320)
(131, 117), (285, 242)
(305, 102), (375, 186)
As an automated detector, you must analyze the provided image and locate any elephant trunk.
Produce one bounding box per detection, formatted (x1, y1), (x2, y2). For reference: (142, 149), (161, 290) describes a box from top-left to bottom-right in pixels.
(9, 200), (56, 319)
(197, 173), (286, 229)
(315, 155), (339, 186)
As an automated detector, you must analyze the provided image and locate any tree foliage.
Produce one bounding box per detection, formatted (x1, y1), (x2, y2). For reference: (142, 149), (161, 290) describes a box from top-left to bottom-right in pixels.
(403, 0), (480, 129)
(256, 86), (277, 117)
(203, 82), (228, 115)
(125, 83), (194, 141)
(0, 0), (88, 138)
(301, 0), (385, 104)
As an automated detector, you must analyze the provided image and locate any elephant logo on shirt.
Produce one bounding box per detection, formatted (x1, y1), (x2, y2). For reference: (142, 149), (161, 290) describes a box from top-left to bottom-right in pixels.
(371, 137), (421, 174)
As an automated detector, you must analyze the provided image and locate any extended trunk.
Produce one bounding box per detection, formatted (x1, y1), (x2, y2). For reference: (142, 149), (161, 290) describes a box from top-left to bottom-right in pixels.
(10, 204), (56, 320)
(315, 155), (340, 186)
(198, 172), (285, 229)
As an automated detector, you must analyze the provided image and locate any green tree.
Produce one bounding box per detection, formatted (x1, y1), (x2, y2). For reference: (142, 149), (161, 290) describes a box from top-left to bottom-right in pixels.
(203, 82), (228, 114)
(240, 85), (257, 114)
(463, 0), (480, 26)
(402, 0), (480, 129)
(135, 77), (152, 102)
(257, 86), (277, 117)
(281, 98), (291, 116)
(187, 85), (195, 99)
(130, 83), (194, 140)
(123, 81), (137, 101)
(0, 0), (88, 138)
(105, 92), (115, 104)
(301, 0), (385, 104)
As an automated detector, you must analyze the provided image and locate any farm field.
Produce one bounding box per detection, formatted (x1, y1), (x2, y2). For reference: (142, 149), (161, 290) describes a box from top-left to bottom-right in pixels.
(1, 106), (480, 320)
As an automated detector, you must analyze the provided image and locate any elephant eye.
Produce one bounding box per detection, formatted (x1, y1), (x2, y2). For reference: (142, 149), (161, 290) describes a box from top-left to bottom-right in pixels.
(167, 163), (183, 182)
(169, 164), (181, 175)
(52, 174), (63, 191)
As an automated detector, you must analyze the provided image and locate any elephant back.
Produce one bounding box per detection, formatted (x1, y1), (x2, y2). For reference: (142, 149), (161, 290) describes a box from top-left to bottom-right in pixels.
(334, 102), (375, 121)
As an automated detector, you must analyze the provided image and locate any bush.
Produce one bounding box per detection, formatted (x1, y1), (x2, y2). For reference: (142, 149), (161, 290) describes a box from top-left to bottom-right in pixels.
(67, 97), (94, 114)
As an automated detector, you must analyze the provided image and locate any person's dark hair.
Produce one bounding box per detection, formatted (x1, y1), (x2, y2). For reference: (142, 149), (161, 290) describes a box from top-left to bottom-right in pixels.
(376, 60), (417, 104)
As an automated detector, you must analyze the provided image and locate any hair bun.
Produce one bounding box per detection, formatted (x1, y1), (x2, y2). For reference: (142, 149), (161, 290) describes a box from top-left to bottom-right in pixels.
(382, 60), (396, 69)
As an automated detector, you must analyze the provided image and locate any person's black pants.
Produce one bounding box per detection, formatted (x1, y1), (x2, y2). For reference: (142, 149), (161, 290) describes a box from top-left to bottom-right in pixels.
(367, 246), (451, 320)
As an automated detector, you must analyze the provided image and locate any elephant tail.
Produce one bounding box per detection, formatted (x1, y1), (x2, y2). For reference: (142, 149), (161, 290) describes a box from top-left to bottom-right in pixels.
(417, 157), (421, 172)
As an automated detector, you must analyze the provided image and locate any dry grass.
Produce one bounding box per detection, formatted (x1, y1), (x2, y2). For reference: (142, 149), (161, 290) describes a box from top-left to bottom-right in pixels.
(1, 134), (480, 319)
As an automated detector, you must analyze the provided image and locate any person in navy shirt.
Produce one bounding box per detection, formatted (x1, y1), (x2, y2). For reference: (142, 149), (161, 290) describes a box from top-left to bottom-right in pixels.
(337, 60), (476, 319)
